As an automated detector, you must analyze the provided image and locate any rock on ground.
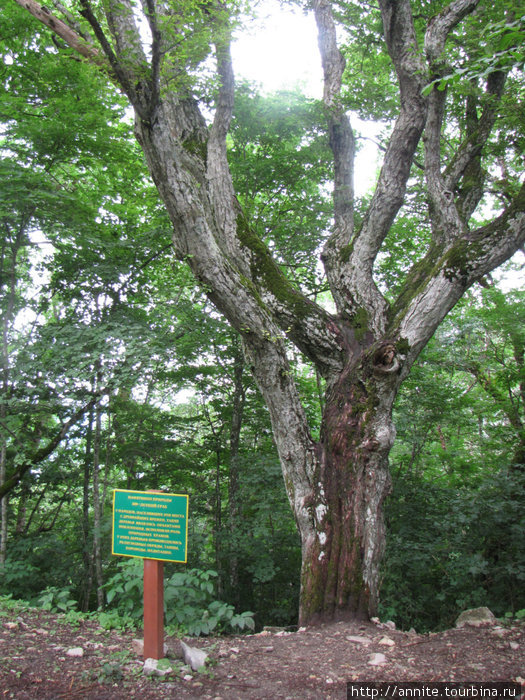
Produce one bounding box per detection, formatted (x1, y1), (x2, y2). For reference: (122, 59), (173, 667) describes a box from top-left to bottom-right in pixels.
(456, 607), (497, 628)
(180, 639), (209, 671)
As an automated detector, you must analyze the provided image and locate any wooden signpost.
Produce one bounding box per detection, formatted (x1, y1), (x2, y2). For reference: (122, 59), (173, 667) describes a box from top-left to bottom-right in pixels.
(112, 489), (189, 659)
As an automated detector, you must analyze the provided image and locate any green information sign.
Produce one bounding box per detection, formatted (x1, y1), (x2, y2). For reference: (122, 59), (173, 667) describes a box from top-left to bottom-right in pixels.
(112, 489), (188, 563)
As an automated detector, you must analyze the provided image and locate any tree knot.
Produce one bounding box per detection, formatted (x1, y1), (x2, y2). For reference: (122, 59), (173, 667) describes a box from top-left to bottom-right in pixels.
(372, 343), (400, 375)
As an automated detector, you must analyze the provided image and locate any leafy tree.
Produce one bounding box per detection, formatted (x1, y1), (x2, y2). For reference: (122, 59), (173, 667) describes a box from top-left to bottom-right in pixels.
(8, 0), (525, 626)
(382, 284), (525, 630)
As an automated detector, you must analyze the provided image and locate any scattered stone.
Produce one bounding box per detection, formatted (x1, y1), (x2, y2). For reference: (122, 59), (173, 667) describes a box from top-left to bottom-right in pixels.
(180, 640), (209, 671)
(143, 658), (173, 677)
(379, 636), (396, 647)
(346, 635), (372, 645)
(385, 621), (396, 630)
(368, 652), (387, 666)
(455, 607), (497, 628)
(66, 648), (84, 657)
(263, 646), (274, 652)
(509, 642), (519, 651)
(229, 647), (240, 654)
(370, 617), (381, 625)
(5, 622), (18, 630)
(132, 638), (171, 657)
(35, 628), (49, 635)
(84, 641), (103, 650)
(183, 673), (194, 681)
(131, 639), (144, 655)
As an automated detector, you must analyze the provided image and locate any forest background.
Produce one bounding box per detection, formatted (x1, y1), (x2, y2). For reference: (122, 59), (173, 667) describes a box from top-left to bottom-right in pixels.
(0, 0), (524, 635)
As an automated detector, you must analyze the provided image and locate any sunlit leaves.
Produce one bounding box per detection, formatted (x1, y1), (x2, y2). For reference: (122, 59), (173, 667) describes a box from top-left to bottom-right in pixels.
(229, 85), (332, 294)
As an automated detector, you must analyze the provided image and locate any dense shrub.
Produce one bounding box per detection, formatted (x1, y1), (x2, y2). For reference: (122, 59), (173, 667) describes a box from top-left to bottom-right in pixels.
(380, 469), (525, 631)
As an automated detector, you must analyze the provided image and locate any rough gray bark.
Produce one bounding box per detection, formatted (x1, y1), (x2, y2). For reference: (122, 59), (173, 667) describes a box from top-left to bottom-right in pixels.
(14, 0), (525, 623)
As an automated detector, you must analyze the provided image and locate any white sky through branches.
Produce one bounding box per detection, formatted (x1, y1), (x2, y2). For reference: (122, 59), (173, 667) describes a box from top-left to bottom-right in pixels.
(231, 2), (524, 286)
(231, 1), (383, 198)
(232, 3), (322, 97)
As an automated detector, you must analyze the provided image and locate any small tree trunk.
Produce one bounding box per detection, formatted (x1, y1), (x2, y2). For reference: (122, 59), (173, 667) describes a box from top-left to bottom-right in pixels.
(0, 442), (7, 569)
(15, 485), (28, 535)
(92, 363), (104, 610)
(80, 405), (94, 612)
(228, 348), (245, 607)
(214, 447), (224, 598)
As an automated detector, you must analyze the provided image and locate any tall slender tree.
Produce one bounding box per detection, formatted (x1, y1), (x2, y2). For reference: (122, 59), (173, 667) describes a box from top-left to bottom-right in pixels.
(9, 0), (525, 623)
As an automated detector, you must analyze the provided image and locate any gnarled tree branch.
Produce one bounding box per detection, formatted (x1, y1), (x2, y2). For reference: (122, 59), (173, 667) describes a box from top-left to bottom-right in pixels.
(12, 0), (106, 66)
(313, 0), (356, 321)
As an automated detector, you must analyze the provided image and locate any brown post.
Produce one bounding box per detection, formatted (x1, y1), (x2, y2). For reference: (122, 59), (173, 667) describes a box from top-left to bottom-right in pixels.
(143, 558), (164, 659)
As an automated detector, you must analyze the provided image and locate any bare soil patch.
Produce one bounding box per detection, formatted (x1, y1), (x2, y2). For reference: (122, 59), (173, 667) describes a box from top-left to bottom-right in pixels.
(1, 603), (523, 699)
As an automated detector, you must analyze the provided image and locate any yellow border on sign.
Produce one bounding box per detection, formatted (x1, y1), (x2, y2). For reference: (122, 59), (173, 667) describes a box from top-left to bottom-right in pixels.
(111, 488), (189, 563)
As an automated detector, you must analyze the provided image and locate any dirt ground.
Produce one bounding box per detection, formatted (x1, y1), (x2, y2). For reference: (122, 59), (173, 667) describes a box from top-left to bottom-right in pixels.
(1, 601), (523, 699)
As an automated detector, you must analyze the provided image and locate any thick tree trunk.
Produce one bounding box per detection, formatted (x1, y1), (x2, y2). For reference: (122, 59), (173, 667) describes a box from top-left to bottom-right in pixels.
(296, 351), (398, 623)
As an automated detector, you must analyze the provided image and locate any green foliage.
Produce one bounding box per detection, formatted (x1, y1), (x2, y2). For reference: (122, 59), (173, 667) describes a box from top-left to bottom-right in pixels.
(0, 594), (31, 614)
(37, 586), (78, 613)
(94, 663), (125, 684)
(0, 533), (75, 601)
(505, 608), (525, 622)
(103, 558), (144, 619)
(423, 11), (525, 95)
(230, 85), (332, 296)
(0, 558), (40, 600)
(103, 560), (255, 636)
(95, 610), (137, 632)
(380, 469), (525, 631)
(164, 568), (254, 635)
(383, 285), (525, 631)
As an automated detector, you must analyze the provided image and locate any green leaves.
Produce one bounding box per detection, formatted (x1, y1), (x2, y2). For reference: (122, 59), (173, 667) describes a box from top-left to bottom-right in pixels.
(383, 282), (525, 631)
(229, 85), (332, 295)
(381, 468), (525, 630)
(103, 562), (255, 636)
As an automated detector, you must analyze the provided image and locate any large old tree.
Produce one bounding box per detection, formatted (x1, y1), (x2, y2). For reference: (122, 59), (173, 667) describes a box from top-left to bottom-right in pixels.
(10, 0), (525, 623)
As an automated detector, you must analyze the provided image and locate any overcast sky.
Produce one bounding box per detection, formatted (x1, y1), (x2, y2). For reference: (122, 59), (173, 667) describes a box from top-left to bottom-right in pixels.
(231, 3), (322, 97)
